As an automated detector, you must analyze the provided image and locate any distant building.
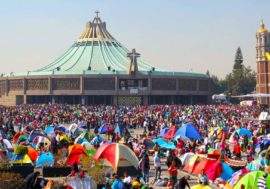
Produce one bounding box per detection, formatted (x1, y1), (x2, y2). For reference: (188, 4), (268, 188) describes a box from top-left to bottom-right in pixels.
(0, 13), (211, 106)
(256, 20), (270, 104)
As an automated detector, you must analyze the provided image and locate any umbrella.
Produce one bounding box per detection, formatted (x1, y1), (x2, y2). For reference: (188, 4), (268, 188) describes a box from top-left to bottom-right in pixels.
(234, 171), (270, 189)
(152, 138), (176, 149)
(174, 124), (202, 140)
(236, 128), (252, 138)
(36, 152), (54, 168)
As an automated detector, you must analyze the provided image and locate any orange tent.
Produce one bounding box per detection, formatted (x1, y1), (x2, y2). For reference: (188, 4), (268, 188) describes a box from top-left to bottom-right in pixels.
(192, 158), (217, 174)
(183, 155), (202, 173)
(66, 144), (88, 166)
(27, 147), (39, 162)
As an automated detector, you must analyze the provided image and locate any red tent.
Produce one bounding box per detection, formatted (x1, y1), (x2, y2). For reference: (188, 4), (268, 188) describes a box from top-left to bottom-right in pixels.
(66, 144), (88, 166)
(183, 155), (202, 173)
(164, 125), (177, 140)
(205, 160), (223, 181)
(192, 158), (217, 174)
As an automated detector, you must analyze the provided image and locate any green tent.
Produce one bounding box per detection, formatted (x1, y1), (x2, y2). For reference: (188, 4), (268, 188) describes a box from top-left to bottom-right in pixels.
(234, 171), (270, 189)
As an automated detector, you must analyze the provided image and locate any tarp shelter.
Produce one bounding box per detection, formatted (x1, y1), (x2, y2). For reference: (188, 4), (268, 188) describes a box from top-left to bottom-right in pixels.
(160, 127), (169, 137)
(94, 143), (139, 176)
(152, 138), (176, 149)
(66, 144), (88, 166)
(174, 124), (202, 140)
(234, 171), (270, 189)
(164, 125), (178, 140)
(36, 152), (54, 168)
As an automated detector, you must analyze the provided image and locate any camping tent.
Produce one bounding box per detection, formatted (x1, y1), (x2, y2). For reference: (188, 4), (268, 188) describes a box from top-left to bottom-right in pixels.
(174, 124), (202, 140)
(36, 152), (54, 168)
(94, 143), (139, 176)
(160, 127), (169, 137)
(234, 171), (270, 189)
(114, 124), (128, 136)
(236, 128), (252, 138)
(220, 162), (234, 181)
(98, 124), (109, 134)
(66, 144), (88, 166)
(192, 158), (217, 175)
(164, 125), (178, 140)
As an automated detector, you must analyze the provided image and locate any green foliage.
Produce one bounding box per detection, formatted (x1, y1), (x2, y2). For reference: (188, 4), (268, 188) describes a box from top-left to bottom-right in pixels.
(0, 172), (25, 189)
(81, 155), (105, 184)
(14, 145), (28, 156)
(234, 47), (243, 70)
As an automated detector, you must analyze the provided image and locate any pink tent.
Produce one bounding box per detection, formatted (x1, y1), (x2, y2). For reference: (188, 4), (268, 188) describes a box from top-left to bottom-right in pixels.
(205, 160), (223, 181)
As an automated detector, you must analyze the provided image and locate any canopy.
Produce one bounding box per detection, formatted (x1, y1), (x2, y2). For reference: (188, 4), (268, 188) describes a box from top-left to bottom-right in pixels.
(234, 171), (270, 189)
(164, 125), (177, 140)
(174, 124), (202, 140)
(36, 152), (54, 168)
(94, 143), (139, 173)
(152, 138), (176, 149)
(236, 128), (252, 138)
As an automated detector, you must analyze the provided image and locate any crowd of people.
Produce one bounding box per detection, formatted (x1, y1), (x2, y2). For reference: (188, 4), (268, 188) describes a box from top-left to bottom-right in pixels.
(0, 104), (270, 188)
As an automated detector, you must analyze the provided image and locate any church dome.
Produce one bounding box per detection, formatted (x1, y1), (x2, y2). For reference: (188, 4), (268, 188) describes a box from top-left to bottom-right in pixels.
(259, 20), (268, 33)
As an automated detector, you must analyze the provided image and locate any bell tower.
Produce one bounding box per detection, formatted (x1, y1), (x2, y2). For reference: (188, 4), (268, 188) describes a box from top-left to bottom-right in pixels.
(256, 20), (270, 104)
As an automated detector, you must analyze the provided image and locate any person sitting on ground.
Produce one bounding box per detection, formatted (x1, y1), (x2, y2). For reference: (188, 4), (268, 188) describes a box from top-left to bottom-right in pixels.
(198, 169), (209, 185)
(175, 175), (191, 189)
(257, 172), (268, 189)
(111, 175), (124, 189)
(123, 171), (132, 189)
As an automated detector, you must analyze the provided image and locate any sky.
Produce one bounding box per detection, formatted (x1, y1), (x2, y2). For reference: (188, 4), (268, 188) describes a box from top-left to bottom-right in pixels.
(0, 0), (269, 78)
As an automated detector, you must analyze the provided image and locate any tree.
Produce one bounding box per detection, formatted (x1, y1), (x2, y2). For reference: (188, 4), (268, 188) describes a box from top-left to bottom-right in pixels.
(233, 47), (243, 70)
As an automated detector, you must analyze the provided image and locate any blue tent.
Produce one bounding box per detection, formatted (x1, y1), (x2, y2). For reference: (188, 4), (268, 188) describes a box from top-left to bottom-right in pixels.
(153, 138), (176, 149)
(174, 124), (202, 140)
(220, 162), (234, 181)
(36, 152), (54, 168)
(28, 130), (44, 142)
(114, 124), (126, 136)
(255, 139), (270, 152)
(160, 127), (169, 137)
(98, 124), (109, 134)
(54, 126), (66, 133)
(236, 128), (252, 138)
(44, 126), (54, 135)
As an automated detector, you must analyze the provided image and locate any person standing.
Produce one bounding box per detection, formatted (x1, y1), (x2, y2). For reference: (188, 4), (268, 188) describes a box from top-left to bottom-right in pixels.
(168, 160), (178, 189)
(140, 154), (150, 184)
(154, 152), (161, 181)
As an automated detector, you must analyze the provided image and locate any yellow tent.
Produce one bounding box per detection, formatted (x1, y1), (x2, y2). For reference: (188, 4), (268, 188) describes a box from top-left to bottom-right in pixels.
(13, 154), (33, 164)
(191, 184), (212, 189)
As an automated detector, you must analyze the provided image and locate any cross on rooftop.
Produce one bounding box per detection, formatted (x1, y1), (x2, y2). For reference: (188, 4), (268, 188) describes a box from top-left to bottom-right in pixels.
(95, 10), (100, 18)
(127, 49), (140, 64)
